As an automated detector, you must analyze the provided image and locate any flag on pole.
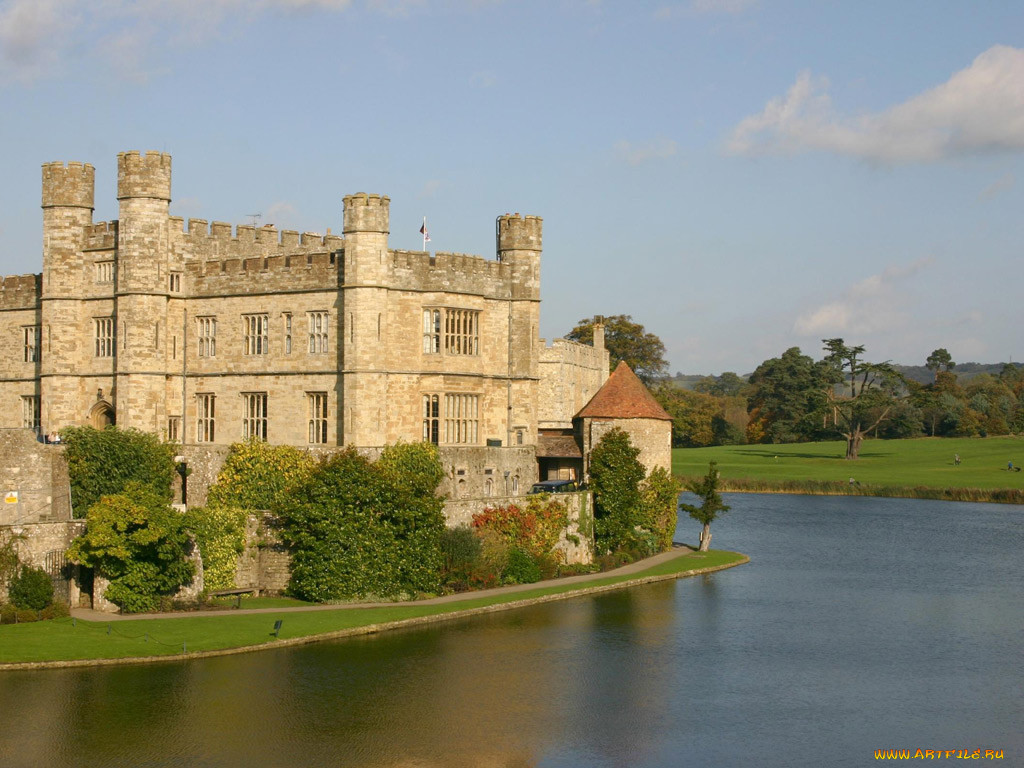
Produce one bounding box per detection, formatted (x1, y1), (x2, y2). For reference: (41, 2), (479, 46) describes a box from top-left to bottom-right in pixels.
(420, 218), (430, 243)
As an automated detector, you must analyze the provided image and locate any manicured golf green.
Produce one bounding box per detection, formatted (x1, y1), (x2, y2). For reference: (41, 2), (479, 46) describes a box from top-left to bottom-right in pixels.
(0, 549), (746, 665)
(674, 436), (1024, 494)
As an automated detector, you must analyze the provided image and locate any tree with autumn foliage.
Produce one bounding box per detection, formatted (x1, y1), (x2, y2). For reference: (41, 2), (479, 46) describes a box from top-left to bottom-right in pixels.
(566, 314), (668, 385)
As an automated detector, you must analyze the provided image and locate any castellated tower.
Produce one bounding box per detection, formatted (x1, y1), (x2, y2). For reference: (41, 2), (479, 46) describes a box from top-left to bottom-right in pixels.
(40, 162), (96, 431)
(341, 193), (391, 445)
(115, 151), (174, 433)
(496, 214), (543, 445)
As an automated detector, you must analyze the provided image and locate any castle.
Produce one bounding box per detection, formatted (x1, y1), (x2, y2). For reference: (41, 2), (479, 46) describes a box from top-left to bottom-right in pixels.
(0, 151), (670, 505)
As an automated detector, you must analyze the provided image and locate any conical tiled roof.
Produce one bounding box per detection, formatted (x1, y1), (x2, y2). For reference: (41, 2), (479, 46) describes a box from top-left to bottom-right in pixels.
(575, 361), (672, 420)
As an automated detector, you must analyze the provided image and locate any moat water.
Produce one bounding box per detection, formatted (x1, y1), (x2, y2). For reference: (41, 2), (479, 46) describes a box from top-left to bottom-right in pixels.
(2, 495), (1021, 768)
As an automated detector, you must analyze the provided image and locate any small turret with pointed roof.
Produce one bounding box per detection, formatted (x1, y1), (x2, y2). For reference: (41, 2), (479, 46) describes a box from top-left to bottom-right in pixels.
(575, 361), (671, 421)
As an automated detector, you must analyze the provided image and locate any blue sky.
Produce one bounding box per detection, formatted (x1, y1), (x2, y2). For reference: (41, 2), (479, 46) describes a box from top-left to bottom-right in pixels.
(1, 0), (1021, 375)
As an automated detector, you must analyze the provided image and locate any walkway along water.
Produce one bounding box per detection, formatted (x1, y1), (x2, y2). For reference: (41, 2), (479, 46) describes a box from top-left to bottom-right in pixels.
(5, 544), (748, 669)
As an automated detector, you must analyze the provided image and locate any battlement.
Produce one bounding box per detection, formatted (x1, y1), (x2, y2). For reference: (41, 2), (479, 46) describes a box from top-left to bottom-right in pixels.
(497, 213), (542, 254)
(177, 218), (344, 253)
(343, 193), (390, 235)
(389, 248), (518, 297)
(41, 161), (95, 209)
(0, 273), (41, 309)
(117, 151), (171, 201)
(185, 248), (341, 296)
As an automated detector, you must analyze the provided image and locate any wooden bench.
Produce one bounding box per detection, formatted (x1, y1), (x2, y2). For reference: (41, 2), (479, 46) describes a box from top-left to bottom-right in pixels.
(209, 587), (258, 608)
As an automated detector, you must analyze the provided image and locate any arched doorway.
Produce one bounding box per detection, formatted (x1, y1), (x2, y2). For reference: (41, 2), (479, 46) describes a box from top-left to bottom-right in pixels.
(89, 401), (115, 428)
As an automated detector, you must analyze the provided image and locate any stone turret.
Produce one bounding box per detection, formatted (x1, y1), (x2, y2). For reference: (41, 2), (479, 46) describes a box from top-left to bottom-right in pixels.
(341, 193), (392, 446)
(115, 151), (174, 432)
(40, 162), (97, 432)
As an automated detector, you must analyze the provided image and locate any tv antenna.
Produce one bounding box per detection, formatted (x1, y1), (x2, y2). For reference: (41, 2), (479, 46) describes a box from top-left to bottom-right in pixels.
(248, 213), (262, 229)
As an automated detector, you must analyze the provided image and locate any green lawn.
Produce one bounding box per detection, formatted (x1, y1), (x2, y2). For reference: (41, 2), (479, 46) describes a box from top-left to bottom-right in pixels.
(0, 549), (746, 664)
(674, 436), (1024, 492)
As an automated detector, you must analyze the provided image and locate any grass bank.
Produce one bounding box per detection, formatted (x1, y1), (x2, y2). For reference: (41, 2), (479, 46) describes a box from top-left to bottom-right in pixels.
(674, 436), (1024, 504)
(0, 549), (746, 667)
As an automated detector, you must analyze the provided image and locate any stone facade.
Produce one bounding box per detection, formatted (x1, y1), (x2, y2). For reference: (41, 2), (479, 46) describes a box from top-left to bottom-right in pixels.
(0, 152), (607, 489)
(0, 429), (71, 525)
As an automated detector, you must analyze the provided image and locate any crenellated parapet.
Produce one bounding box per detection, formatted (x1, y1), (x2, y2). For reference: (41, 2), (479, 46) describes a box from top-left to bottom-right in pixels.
(343, 193), (390, 234)
(185, 249), (341, 296)
(117, 151), (171, 201)
(175, 219), (343, 258)
(389, 248), (519, 297)
(41, 161), (95, 210)
(497, 213), (542, 255)
(0, 273), (41, 309)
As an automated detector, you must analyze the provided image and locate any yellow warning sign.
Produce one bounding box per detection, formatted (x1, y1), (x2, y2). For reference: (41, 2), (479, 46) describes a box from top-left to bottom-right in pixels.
(4, 492), (18, 504)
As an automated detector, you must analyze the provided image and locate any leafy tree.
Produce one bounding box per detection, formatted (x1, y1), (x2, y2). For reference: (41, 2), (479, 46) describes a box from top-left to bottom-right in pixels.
(588, 428), (646, 553)
(822, 339), (906, 459)
(925, 348), (955, 381)
(62, 426), (177, 517)
(66, 484), (196, 613)
(654, 384), (719, 447)
(693, 371), (746, 397)
(679, 462), (729, 552)
(746, 347), (831, 444)
(566, 314), (668, 384)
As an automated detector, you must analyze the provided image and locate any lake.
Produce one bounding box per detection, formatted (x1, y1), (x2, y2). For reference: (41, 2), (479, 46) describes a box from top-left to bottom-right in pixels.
(1, 494), (1021, 767)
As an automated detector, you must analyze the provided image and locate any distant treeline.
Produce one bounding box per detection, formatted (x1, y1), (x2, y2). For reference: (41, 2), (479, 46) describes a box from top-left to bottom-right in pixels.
(657, 355), (1024, 448)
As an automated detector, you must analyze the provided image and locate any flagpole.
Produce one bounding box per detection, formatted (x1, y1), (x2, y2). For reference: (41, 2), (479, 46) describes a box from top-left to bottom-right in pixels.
(422, 216), (427, 251)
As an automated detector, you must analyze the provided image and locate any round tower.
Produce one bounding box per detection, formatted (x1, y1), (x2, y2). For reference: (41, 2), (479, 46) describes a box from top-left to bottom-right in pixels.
(115, 151), (173, 433)
(40, 161), (97, 433)
(41, 161), (95, 295)
(340, 193), (391, 446)
(496, 213), (542, 259)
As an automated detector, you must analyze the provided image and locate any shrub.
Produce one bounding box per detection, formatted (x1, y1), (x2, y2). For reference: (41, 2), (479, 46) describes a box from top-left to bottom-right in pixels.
(279, 445), (446, 601)
(207, 440), (315, 511)
(440, 525), (482, 592)
(16, 609), (39, 623)
(471, 496), (569, 562)
(503, 548), (542, 585)
(9, 566), (54, 610)
(66, 483), (195, 613)
(184, 505), (248, 592)
(0, 604), (16, 624)
(637, 466), (681, 552)
(62, 426), (177, 517)
(39, 602), (70, 620)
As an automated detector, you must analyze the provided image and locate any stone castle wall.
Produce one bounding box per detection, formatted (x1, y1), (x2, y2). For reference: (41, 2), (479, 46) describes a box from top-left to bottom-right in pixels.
(0, 429), (71, 525)
(583, 417), (673, 477)
(538, 337), (609, 429)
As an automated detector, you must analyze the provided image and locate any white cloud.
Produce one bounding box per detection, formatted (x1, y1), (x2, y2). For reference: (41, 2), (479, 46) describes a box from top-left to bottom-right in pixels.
(0, 0), (79, 81)
(469, 69), (496, 88)
(419, 180), (442, 198)
(793, 258), (933, 336)
(727, 45), (1024, 163)
(614, 137), (678, 166)
(0, 0), (354, 83)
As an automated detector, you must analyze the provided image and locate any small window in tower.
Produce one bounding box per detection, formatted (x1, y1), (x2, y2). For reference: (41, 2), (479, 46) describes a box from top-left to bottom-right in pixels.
(96, 261), (114, 284)
(283, 313), (292, 355)
(308, 392), (328, 444)
(167, 417), (180, 443)
(197, 317), (216, 358)
(308, 311), (329, 354)
(22, 325), (40, 363)
(94, 317), (114, 358)
(197, 393), (216, 443)
(22, 395), (40, 431)
(168, 272), (181, 293)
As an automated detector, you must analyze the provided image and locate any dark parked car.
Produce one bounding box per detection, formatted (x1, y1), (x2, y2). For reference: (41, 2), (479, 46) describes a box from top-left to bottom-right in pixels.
(529, 479), (578, 494)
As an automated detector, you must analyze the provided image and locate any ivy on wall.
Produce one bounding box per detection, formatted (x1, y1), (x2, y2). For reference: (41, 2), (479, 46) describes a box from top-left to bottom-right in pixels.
(62, 426), (177, 518)
(183, 506), (247, 592)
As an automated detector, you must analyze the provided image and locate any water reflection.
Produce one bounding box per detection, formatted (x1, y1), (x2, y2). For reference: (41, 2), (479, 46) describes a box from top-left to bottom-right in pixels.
(1, 495), (1021, 768)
